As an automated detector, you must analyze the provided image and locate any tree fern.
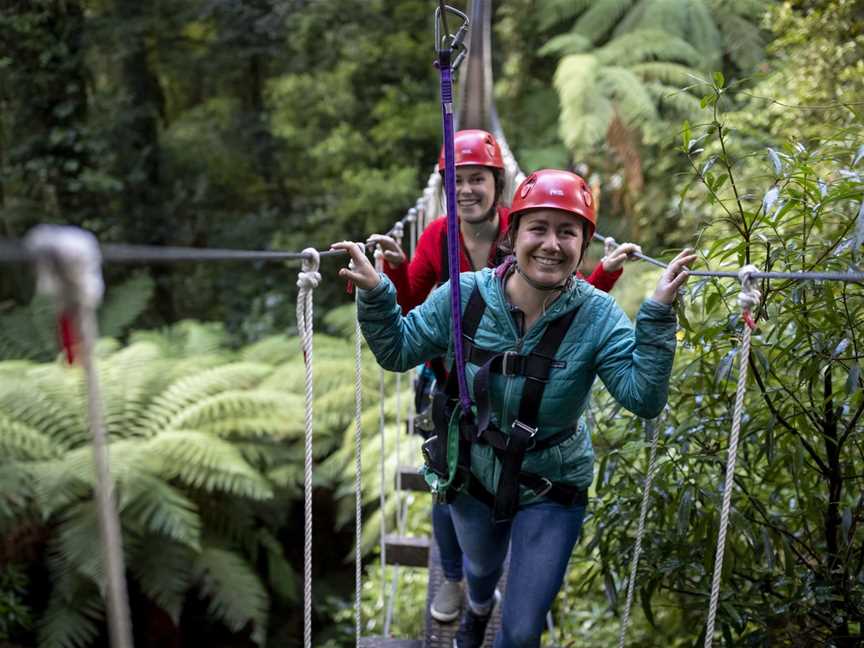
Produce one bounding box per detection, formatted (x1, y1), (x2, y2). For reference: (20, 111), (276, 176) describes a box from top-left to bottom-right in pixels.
(192, 547), (268, 644)
(126, 534), (196, 623)
(36, 579), (104, 648)
(595, 29), (703, 67)
(119, 473), (202, 550)
(144, 430), (274, 499)
(98, 272), (154, 339)
(571, 0), (637, 44)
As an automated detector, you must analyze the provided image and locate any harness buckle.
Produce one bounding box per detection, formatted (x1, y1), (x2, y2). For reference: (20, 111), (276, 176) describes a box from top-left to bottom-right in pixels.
(510, 419), (538, 450)
(502, 351), (521, 376)
(533, 477), (553, 498)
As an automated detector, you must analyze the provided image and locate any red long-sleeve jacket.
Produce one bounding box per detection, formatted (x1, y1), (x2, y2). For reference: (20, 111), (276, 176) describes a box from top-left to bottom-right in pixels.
(384, 206), (622, 314)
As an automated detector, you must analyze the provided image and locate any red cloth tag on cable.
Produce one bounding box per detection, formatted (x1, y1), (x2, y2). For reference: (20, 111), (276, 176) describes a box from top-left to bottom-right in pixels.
(58, 311), (77, 364)
(345, 280), (355, 294)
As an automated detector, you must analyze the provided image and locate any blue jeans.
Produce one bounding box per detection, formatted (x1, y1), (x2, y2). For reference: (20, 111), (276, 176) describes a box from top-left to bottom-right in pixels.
(449, 492), (587, 648)
(433, 501), (463, 581)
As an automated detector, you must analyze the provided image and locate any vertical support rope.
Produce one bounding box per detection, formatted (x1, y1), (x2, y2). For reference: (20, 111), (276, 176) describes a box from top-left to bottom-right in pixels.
(374, 252), (388, 608)
(353, 288), (363, 647)
(618, 419), (660, 648)
(296, 249), (321, 648)
(25, 226), (133, 648)
(704, 265), (760, 647)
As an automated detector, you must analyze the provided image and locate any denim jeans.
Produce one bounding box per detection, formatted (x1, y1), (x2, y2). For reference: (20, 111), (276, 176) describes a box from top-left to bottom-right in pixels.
(449, 491), (587, 648)
(433, 501), (464, 581)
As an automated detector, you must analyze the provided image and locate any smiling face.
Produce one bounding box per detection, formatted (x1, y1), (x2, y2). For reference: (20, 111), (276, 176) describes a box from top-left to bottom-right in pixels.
(455, 165), (497, 224)
(513, 208), (585, 288)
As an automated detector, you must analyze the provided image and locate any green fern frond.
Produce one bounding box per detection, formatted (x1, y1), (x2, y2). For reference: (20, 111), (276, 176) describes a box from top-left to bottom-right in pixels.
(129, 320), (229, 358)
(127, 534), (196, 623)
(596, 29), (703, 66)
(241, 334), (298, 365)
(572, 0), (637, 44)
(538, 32), (592, 58)
(98, 272), (154, 338)
(0, 295), (58, 362)
(599, 66), (659, 126)
(200, 416), (305, 441)
(52, 501), (104, 586)
(714, 11), (764, 70)
(0, 372), (87, 450)
(631, 61), (700, 85)
(645, 81), (703, 121)
(144, 430), (274, 499)
(253, 528), (300, 604)
(164, 389), (301, 434)
(0, 414), (61, 460)
(536, 0), (594, 31)
(193, 546), (269, 644)
(139, 363), (273, 436)
(120, 472), (202, 550)
(556, 55), (613, 151)
(37, 579), (104, 648)
(0, 462), (36, 521)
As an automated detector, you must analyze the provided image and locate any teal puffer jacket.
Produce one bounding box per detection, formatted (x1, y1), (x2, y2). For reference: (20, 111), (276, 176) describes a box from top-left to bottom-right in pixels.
(358, 267), (677, 502)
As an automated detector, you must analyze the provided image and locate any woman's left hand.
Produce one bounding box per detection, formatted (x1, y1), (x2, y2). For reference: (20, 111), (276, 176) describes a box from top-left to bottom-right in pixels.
(331, 241), (380, 291)
(652, 248), (697, 304)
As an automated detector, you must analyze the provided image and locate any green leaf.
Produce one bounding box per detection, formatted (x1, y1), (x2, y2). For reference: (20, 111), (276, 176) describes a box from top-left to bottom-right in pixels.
(713, 70), (725, 89)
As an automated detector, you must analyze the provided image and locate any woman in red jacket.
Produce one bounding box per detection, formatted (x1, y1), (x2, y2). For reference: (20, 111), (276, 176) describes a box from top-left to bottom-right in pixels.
(366, 129), (639, 623)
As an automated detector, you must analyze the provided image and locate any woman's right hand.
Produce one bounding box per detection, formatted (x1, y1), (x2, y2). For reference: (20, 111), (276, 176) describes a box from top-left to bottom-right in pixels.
(331, 241), (381, 291)
(366, 234), (406, 267)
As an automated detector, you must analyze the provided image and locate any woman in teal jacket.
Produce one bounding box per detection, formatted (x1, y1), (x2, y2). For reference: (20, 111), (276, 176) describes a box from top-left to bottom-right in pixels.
(333, 169), (695, 648)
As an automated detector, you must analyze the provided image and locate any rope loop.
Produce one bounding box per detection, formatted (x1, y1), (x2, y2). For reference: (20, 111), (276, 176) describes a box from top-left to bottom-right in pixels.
(25, 225), (104, 310)
(737, 264), (762, 330)
(297, 247), (321, 291)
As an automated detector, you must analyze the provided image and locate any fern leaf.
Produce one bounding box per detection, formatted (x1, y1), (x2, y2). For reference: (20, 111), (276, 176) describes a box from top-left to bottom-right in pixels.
(98, 271), (154, 338)
(555, 54), (613, 151)
(538, 32), (591, 58)
(37, 580), (104, 648)
(139, 363), (273, 436)
(193, 547), (269, 644)
(599, 66), (659, 127)
(120, 472), (202, 549)
(596, 29), (703, 67)
(573, 0), (637, 44)
(536, 0), (594, 32)
(127, 534), (196, 623)
(0, 414), (61, 460)
(144, 430), (274, 499)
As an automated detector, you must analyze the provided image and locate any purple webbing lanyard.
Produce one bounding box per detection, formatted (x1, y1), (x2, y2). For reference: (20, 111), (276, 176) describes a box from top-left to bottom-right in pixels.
(436, 12), (471, 412)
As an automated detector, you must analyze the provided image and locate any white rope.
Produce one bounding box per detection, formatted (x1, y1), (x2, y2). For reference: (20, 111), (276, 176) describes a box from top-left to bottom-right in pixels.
(704, 265), (761, 647)
(296, 248), (320, 648)
(25, 225), (134, 648)
(353, 286), (363, 647)
(618, 419), (660, 648)
(374, 251), (388, 609)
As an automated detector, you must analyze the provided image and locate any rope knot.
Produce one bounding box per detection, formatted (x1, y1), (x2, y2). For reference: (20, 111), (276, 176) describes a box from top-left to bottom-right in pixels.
(297, 247), (321, 291)
(405, 208), (417, 224)
(25, 225), (105, 310)
(391, 221), (404, 243)
(737, 264), (761, 330)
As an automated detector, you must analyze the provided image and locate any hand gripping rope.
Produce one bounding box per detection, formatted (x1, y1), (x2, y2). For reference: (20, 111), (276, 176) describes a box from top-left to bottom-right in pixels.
(703, 265), (761, 647)
(296, 248), (320, 648)
(25, 225), (134, 648)
(435, 2), (471, 412)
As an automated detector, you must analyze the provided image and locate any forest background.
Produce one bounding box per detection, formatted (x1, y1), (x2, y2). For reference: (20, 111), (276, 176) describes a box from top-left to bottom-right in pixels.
(1, 1), (862, 647)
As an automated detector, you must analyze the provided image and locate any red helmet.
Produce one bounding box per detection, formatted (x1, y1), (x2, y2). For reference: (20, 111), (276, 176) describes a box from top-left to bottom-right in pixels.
(437, 129), (504, 172)
(509, 169), (597, 239)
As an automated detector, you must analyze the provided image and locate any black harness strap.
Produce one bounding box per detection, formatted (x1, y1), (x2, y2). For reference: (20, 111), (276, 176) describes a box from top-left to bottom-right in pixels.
(479, 309), (579, 522)
(439, 229), (450, 285)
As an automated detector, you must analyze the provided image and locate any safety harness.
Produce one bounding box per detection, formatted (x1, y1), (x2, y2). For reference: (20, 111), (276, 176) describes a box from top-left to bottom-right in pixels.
(424, 281), (588, 522)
